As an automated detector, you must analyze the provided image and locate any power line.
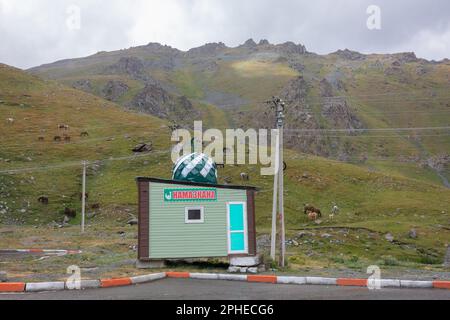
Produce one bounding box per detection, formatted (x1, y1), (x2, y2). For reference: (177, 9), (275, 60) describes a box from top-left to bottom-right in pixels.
(196, 93), (450, 109)
(0, 122), (171, 140)
(283, 133), (450, 138)
(283, 126), (450, 133)
(1, 121), (449, 151)
(0, 150), (168, 175)
(0, 131), (171, 150)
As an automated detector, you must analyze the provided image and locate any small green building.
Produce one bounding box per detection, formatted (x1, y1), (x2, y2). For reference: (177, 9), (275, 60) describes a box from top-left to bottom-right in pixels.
(136, 177), (257, 264)
(135, 153), (258, 266)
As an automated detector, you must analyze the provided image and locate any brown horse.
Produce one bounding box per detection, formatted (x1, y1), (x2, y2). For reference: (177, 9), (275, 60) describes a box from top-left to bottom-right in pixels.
(304, 204), (322, 218)
(307, 211), (319, 221)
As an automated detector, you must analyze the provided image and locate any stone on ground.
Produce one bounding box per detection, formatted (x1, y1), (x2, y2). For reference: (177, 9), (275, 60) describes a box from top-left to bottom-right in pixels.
(0, 271), (7, 282)
(230, 255), (261, 267)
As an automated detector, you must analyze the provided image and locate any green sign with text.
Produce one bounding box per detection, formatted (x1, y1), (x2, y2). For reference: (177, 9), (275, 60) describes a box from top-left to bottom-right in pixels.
(164, 188), (218, 202)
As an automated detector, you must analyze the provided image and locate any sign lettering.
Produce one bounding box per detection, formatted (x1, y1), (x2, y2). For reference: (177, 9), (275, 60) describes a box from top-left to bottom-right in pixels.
(164, 188), (217, 202)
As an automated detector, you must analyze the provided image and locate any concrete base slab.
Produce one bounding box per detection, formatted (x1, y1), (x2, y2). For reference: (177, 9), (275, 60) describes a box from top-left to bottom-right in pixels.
(247, 267), (258, 274)
(230, 255), (261, 267)
(136, 260), (166, 269)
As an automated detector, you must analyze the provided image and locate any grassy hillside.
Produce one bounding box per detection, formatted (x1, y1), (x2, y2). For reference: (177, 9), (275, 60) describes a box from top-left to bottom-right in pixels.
(1, 64), (450, 272)
(0, 63), (171, 224)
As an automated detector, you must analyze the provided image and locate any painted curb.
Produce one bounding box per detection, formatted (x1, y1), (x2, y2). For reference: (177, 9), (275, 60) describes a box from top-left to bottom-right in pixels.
(217, 274), (248, 281)
(277, 276), (307, 285)
(166, 272), (190, 278)
(433, 281), (450, 289)
(64, 280), (101, 290)
(248, 275), (277, 284)
(26, 281), (65, 292)
(1, 271), (449, 293)
(0, 282), (25, 292)
(306, 277), (337, 286)
(100, 278), (132, 288)
(380, 279), (401, 288)
(190, 273), (220, 280)
(400, 280), (433, 288)
(337, 278), (368, 287)
(130, 272), (166, 284)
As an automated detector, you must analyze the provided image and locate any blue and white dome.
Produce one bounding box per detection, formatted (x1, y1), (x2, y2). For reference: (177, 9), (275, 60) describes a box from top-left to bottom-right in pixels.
(172, 153), (218, 185)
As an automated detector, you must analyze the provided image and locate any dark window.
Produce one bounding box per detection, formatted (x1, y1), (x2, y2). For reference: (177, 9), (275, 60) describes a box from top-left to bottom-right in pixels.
(185, 207), (204, 223)
(188, 209), (202, 220)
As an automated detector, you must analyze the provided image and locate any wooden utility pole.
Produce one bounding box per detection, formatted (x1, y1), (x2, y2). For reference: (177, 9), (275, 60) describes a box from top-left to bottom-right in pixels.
(268, 97), (286, 267)
(81, 160), (87, 233)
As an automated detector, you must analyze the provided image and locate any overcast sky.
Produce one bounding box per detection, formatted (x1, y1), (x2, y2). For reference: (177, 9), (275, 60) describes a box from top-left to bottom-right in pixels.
(0, 0), (449, 69)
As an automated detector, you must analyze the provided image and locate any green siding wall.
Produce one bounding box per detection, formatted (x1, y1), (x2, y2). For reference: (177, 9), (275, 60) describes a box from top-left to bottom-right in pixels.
(148, 182), (247, 259)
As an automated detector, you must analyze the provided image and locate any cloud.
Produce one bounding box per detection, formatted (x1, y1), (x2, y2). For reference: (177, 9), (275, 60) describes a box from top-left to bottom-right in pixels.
(0, 0), (449, 69)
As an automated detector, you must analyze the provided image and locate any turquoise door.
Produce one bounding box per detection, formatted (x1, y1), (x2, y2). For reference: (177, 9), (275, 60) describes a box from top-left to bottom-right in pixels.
(227, 202), (247, 253)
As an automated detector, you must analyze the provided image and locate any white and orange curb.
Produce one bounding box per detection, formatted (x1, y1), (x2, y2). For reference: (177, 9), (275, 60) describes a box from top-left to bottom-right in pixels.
(1, 272), (449, 293)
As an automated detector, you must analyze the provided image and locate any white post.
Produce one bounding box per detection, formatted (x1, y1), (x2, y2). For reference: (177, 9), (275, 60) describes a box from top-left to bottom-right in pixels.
(278, 126), (285, 267)
(270, 129), (280, 260)
(268, 97), (286, 267)
(81, 160), (87, 233)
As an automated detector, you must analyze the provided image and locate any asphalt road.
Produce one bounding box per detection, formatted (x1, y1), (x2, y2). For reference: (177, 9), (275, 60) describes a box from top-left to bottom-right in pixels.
(1, 278), (449, 300)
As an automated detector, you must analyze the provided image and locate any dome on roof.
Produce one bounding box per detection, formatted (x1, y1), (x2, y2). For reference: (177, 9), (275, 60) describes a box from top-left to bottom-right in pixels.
(172, 153), (218, 185)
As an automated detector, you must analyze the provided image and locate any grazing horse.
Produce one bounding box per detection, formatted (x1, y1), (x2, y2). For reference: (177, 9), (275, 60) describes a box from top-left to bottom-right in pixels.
(58, 124), (69, 130)
(331, 204), (340, 215)
(308, 211), (319, 221)
(240, 173), (250, 181)
(304, 204), (322, 218)
(38, 196), (49, 205)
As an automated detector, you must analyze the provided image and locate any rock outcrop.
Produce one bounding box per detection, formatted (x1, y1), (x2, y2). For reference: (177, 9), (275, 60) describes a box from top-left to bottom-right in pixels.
(274, 41), (307, 55)
(72, 79), (93, 92)
(131, 83), (199, 124)
(241, 38), (258, 48)
(102, 80), (129, 102)
(322, 99), (363, 131)
(187, 42), (227, 56)
(334, 49), (366, 61)
(105, 57), (145, 79)
(131, 83), (174, 118)
(392, 52), (418, 64)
